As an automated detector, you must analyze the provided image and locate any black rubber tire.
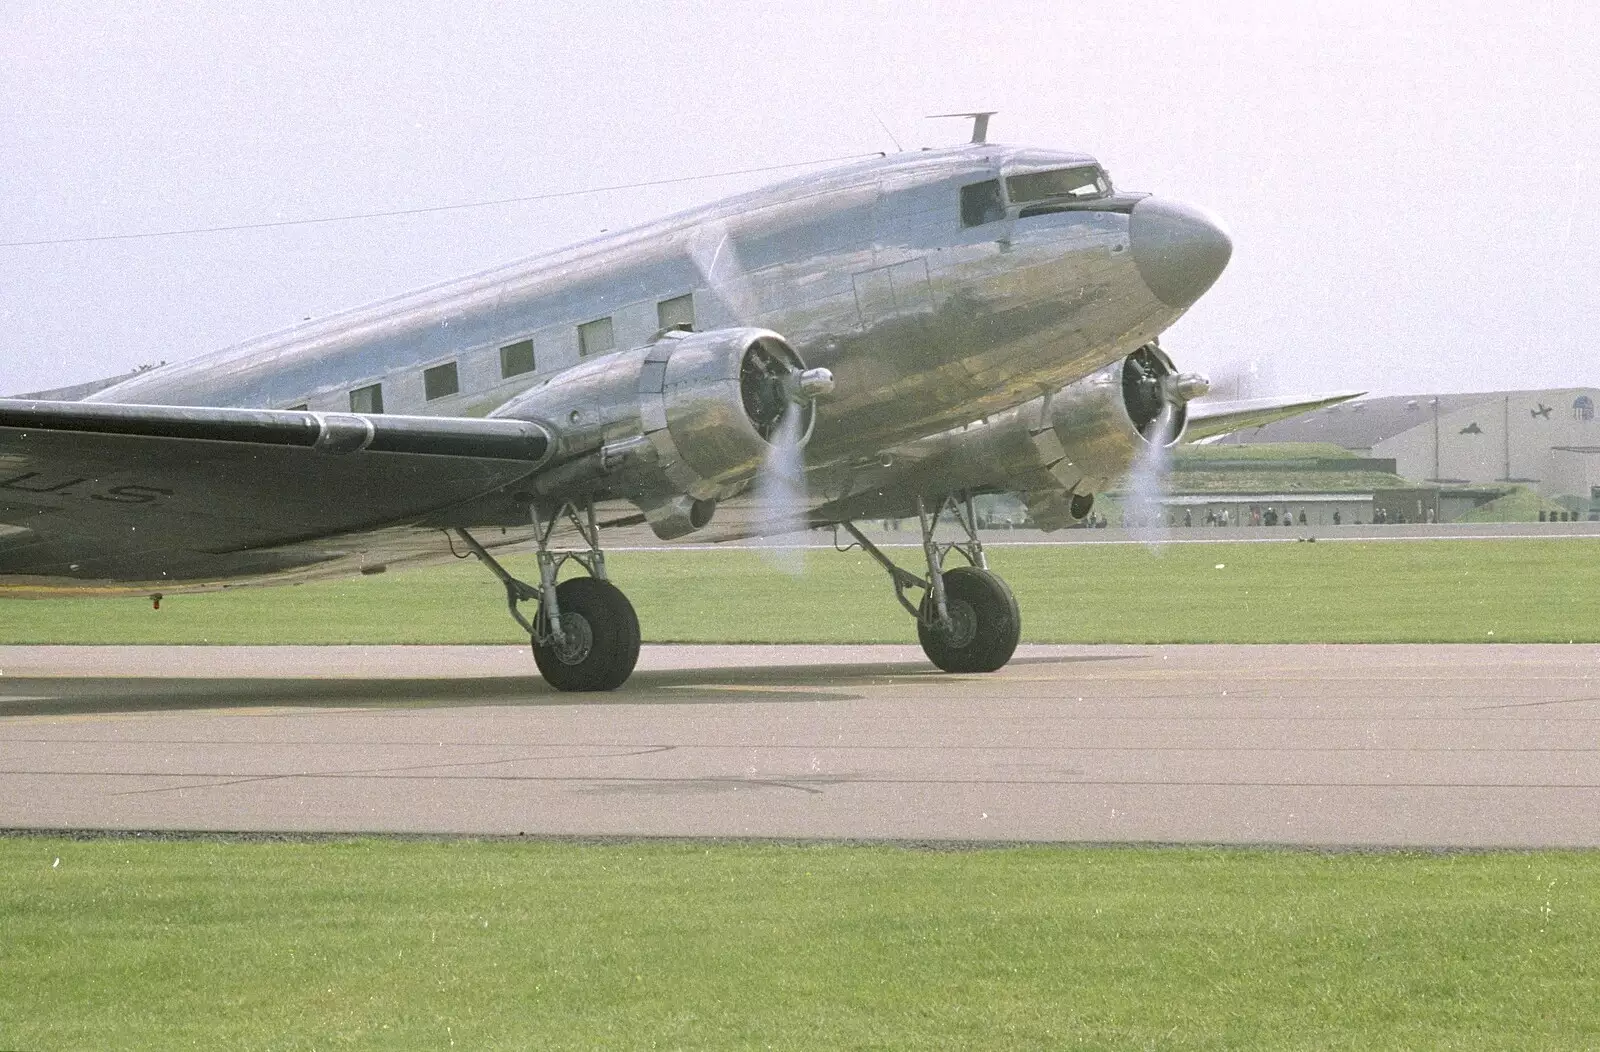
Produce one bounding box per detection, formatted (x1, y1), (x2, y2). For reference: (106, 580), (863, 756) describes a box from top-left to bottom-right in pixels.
(917, 566), (1021, 674)
(531, 577), (641, 692)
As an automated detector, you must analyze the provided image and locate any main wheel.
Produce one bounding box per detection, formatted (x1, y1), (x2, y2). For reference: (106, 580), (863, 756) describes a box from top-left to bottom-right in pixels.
(917, 565), (1021, 674)
(532, 577), (641, 692)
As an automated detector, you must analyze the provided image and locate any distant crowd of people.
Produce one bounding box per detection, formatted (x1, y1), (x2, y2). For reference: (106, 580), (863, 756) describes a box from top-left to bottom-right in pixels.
(1117, 505), (1441, 528)
(908, 504), (1591, 531)
(1127, 505), (1600, 526)
(924, 503), (1592, 531)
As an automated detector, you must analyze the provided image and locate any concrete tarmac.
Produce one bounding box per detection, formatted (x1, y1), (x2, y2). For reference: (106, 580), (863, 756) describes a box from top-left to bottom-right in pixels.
(1, 643), (1597, 847)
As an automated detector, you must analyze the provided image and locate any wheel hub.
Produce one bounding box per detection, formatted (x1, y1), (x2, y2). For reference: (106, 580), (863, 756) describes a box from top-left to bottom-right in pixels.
(550, 612), (595, 665)
(939, 599), (978, 648)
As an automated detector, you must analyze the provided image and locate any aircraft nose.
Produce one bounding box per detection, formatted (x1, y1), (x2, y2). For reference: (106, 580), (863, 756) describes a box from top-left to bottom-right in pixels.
(1129, 197), (1232, 309)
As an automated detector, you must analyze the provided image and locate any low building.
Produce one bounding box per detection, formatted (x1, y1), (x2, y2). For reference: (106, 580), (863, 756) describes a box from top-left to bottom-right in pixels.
(1102, 443), (1437, 526)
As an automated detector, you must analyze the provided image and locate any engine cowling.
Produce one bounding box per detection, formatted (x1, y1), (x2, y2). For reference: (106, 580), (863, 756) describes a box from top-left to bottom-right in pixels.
(822, 343), (1207, 531)
(1042, 343), (1204, 493)
(493, 327), (831, 537)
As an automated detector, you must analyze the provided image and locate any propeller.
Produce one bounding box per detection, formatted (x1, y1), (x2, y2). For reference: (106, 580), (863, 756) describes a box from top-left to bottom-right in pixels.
(752, 403), (808, 573)
(1125, 401), (1178, 550)
(1119, 346), (1209, 548)
(687, 222), (758, 325)
(1204, 356), (1273, 403)
(689, 221), (822, 571)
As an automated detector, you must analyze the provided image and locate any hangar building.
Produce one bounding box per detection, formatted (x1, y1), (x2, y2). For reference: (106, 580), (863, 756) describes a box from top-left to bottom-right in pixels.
(1216, 388), (1600, 512)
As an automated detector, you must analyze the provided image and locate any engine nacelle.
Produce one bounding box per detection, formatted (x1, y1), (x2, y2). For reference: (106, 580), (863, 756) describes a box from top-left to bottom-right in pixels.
(828, 344), (1206, 531)
(1043, 343), (1196, 494)
(493, 327), (829, 537)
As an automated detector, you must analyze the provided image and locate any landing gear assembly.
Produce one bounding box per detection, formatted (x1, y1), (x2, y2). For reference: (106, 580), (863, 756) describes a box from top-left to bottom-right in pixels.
(460, 491), (1019, 692)
(454, 501), (639, 692)
(839, 493), (1022, 674)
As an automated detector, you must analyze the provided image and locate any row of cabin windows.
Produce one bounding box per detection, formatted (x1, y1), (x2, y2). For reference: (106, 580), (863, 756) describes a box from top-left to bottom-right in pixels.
(333, 293), (698, 412)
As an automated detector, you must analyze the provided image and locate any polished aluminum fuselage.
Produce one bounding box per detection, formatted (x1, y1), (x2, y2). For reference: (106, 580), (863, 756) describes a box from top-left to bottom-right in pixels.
(86, 145), (1188, 475)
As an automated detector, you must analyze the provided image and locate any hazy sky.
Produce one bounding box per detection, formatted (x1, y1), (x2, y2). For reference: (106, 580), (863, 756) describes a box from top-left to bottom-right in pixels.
(3, 0), (1596, 397)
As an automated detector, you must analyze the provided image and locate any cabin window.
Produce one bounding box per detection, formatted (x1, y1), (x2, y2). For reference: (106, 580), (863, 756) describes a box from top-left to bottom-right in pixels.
(960, 179), (1005, 227)
(1006, 165), (1110, 205)
(657, 293), (695, 331)
(349, 383), (383, 414)
(286, 403), (309, 412)
(578, 316), (615, 357)
(500, 339), (535, 378)
(423, 361), (459, 400)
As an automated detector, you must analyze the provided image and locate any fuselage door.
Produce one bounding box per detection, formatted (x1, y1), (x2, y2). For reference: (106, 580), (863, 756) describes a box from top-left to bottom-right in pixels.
(852, 258), (933, 331)
(852, 265), (896, 325)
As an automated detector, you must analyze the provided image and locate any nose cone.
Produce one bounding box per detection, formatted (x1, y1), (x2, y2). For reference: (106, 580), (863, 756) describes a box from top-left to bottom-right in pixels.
(1130, 198), (1232, 309)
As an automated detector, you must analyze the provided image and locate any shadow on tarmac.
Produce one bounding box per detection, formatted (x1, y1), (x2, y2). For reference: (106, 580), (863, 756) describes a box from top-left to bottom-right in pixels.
(0, 653), (1137, 717)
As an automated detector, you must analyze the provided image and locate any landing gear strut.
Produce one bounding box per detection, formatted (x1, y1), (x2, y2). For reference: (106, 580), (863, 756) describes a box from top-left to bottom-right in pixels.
(838, 493), (1021, 673)
(454, 501), (639, 691)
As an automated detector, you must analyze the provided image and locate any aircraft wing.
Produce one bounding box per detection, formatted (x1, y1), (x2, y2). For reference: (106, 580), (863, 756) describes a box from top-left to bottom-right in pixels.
(0, 399), (552, 587)
(769, 387), (1372, 534)
(1180, 391), (1365, 443)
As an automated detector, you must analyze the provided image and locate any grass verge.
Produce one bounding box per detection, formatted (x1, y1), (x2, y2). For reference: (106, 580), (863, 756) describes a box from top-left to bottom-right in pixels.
(2, 837), (1596, 1050)
(2, 538), (1598, 645)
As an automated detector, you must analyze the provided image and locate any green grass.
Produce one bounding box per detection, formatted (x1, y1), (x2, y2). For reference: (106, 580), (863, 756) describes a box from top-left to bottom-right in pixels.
(1174, 442), (1361, 462)
(2, 838), (1596, 1051)
(1162, 443), (1409, 495)
(1457, 487), (1570, 523)
(1161, 467), (1408, 494)
(2, 538), (1598, 645)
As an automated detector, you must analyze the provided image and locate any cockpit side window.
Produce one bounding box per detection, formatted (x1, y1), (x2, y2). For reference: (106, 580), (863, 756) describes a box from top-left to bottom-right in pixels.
(1006, 165), (1110, 204)
(960, 179), (1005, 227)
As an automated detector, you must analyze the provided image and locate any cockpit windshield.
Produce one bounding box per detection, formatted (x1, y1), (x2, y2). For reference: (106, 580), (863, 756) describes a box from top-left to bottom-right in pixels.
(1006, 165), (1111, 204)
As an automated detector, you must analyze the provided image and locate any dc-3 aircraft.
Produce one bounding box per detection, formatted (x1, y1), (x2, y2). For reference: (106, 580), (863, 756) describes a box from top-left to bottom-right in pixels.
(0, 123), (1354, 690)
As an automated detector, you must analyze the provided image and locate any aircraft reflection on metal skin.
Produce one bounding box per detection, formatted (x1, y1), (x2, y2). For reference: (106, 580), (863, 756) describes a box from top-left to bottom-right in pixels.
(0, 119), (1354, 691)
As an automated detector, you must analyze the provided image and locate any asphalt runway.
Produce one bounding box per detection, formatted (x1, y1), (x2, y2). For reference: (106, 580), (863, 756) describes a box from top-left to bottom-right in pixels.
(1, 643), (1596, 847)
